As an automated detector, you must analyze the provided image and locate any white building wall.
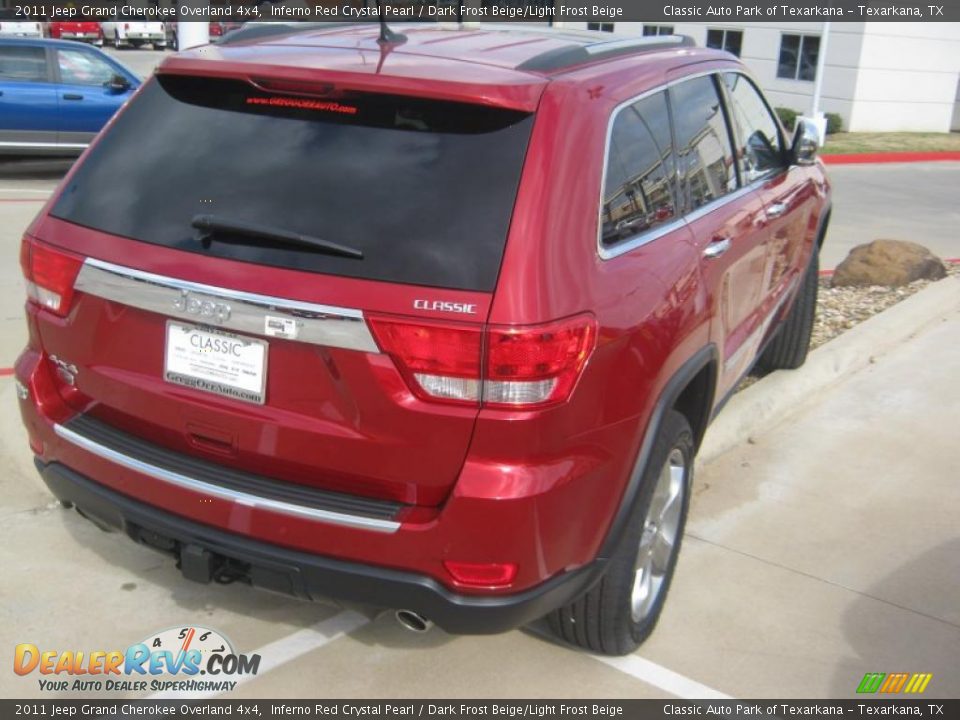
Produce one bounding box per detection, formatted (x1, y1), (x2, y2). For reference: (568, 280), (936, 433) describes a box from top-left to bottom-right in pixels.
(847, 23), (960, 132)
(582, 21), (862, 130)
(568, 20), (960, 133)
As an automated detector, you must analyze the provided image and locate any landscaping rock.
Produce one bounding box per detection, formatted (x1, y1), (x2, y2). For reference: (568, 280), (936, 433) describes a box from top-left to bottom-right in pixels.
(832, 239), (947, 288)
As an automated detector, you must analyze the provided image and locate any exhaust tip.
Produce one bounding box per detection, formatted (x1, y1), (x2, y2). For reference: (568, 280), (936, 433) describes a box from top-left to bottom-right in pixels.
(395, 609), (433, 633)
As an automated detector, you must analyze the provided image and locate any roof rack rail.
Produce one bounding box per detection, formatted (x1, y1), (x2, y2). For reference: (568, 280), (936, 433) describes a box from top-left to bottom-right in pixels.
(218, 22), (359, 46)
(516, 35), (696, 73)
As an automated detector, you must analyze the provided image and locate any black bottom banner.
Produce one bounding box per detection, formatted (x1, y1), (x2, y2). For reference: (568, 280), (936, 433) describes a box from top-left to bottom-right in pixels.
(2, 699), (955, 720)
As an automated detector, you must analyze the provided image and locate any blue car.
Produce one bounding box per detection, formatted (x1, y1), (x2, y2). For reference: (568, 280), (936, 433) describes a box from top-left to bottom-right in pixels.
(0, 37), (140, 155)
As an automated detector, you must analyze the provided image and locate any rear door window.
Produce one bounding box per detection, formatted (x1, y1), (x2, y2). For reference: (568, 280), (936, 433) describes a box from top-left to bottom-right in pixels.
(600, 90), (677, 246)
(51, 75), (534, 292)
(670, 75), (738, 213)
(0, 45), (48, 83)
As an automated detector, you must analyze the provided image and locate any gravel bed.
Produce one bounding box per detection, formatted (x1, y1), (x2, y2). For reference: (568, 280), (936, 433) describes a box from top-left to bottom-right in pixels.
(811, 262), (959, 350)
(736, 262), (958, 391)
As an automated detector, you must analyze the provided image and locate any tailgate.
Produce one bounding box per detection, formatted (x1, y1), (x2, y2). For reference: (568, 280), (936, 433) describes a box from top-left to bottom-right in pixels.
(27, 73), (534, 508)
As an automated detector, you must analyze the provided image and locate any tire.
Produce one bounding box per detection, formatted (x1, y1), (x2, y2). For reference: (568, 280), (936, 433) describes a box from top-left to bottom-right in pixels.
(757, 245), (819, 372)
(546, 410), (694, 655)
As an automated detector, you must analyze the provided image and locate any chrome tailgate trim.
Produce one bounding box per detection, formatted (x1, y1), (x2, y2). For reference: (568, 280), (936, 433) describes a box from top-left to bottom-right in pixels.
(74, 258), (379, 353)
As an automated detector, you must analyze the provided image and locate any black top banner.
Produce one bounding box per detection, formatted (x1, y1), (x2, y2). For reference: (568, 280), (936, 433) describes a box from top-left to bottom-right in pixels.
(4, 1), (959, 23)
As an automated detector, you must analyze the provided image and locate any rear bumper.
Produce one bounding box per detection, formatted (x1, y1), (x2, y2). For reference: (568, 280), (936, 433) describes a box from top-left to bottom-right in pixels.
(36, 459), (604, 634)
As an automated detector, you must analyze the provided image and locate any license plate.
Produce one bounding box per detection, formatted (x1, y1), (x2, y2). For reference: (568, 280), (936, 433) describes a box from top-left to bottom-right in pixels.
(164, 321), (267, 405)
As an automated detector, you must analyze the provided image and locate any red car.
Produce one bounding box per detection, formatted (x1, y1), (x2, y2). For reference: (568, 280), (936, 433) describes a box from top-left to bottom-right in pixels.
(16, 24), (830, 654)
(47, 21), (103, 46)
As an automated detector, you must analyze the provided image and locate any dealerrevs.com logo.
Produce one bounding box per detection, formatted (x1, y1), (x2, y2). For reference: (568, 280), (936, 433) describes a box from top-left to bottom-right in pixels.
(14, 626), (260, 694)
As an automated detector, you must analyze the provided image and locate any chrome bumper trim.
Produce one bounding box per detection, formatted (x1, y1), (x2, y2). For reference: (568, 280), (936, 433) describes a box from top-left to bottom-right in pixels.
(53, 423), (400, 533)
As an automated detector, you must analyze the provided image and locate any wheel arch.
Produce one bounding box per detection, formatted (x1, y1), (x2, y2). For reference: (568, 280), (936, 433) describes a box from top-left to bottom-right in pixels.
(597, 344), (718, 561)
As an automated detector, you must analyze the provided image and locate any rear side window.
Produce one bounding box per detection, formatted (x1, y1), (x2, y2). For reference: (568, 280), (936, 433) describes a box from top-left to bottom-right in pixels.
(51, 76), (534, 292)
(600, 91), (677, 246)
(670, 75), (738, 213)
(722, 73), (786, 183)
(0, 45), (47, 83)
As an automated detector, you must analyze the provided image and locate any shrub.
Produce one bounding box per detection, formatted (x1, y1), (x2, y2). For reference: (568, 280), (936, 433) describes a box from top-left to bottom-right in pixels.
(775, 108), (843, 135)
(775, 107), (799, 132)
(825, 112), (843, 135)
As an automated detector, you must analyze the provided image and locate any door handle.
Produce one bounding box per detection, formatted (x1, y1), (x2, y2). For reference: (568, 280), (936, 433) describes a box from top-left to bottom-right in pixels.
(63, 93), (84, 101)
(703, 237), (731, 259)
(766, 202), (788, 218)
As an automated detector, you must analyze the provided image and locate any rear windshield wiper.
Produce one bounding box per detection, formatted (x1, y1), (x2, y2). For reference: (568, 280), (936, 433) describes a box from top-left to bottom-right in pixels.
(191, 214), (364, 260)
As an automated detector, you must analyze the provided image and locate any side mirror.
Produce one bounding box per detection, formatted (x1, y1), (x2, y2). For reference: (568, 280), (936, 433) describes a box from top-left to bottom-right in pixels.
(791, 117), (820, 166)
(107, 74), (131, 93)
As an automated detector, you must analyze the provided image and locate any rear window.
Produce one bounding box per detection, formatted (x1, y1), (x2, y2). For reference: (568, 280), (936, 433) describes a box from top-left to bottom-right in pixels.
(52, 75), (535, 292)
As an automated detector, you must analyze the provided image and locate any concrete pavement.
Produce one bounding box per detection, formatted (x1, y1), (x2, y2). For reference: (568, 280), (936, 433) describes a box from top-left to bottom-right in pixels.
(684, 296), (960, 697)
(103, 47), (167, 79)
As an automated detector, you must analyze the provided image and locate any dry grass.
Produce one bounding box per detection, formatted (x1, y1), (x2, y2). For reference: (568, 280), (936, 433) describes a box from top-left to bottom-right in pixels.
(823, 132), (960, 155)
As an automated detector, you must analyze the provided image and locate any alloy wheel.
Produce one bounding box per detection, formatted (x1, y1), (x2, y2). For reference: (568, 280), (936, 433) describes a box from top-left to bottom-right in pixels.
(630, 447), (686, 623)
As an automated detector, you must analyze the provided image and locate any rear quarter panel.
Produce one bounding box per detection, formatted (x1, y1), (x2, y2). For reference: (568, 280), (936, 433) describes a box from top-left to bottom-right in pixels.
(477, 57), (718, 573)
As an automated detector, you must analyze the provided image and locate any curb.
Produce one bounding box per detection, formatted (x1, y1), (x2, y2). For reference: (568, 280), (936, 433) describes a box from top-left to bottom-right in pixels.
(697, 275), (960, 465)
(822, 151), (960, 165)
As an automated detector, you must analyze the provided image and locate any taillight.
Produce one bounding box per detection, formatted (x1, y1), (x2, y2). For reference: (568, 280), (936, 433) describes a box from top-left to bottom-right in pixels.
(484, 318), (596, 408)
(369, 314), (596, 409)
(21, 237), (84, 317)
(368, 318), (482, 405)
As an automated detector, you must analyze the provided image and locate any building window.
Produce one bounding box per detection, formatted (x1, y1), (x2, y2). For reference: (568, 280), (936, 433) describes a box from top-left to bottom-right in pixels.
(706, 29), (743, 57)
(643, 25), (674, 36)
(777, 34), (821, 81)
(588, 23), (615, 32)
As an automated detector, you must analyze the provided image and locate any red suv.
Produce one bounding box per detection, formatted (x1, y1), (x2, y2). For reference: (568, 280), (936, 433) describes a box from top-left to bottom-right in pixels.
(16, 24), (830, 654)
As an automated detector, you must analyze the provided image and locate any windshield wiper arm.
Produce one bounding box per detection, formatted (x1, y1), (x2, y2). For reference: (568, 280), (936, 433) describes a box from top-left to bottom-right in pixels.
(191, 214), (364, 260)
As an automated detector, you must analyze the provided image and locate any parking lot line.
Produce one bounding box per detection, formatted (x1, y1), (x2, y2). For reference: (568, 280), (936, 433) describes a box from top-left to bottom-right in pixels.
(146, 610), (370, 700)
(593, 654), (732, 700)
